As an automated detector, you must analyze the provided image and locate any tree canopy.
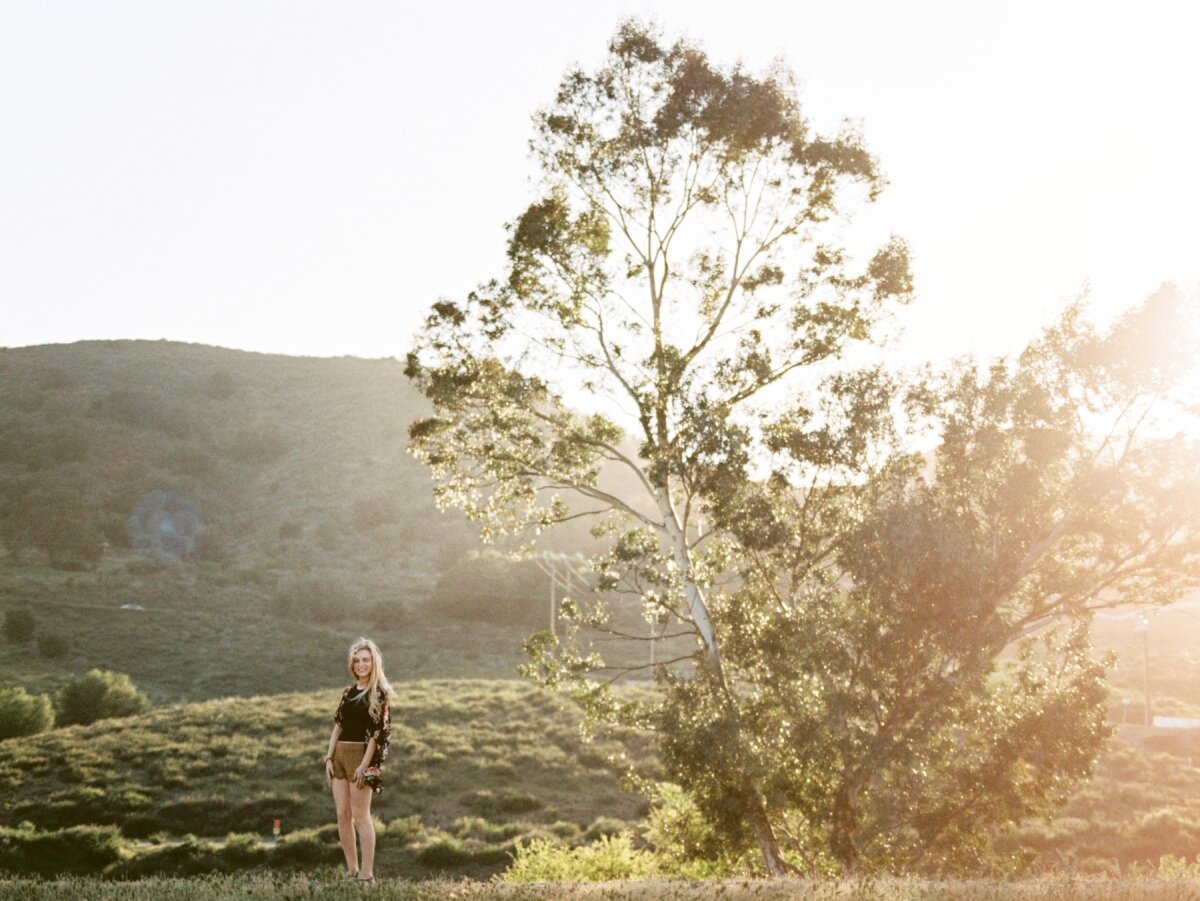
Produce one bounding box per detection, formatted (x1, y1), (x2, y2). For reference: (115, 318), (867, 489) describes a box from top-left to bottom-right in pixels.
(407, 21), (1200, 875)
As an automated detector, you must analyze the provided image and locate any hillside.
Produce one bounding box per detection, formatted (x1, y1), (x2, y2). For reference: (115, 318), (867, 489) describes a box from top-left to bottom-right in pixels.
(4, 680), (1200, 879)
(6, 340), (1200, 878)
(0, 681), (654, 879)
(0, 340), (476, 593)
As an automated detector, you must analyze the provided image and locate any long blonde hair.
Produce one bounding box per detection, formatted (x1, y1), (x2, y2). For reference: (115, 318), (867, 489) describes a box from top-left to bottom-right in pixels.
(347, 637), (396, 723)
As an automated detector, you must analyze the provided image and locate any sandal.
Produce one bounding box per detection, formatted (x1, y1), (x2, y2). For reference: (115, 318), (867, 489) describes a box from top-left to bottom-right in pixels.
(357, 875), (376, 885)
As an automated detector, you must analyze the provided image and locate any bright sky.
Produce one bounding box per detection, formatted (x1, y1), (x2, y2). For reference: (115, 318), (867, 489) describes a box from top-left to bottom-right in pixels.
(2, 1), (1197, 364)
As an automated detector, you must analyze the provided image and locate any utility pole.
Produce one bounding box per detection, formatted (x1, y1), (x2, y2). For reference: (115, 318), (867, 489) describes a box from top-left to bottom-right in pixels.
(533, 554), (586, 638)
(1135, 615), (1151, 726)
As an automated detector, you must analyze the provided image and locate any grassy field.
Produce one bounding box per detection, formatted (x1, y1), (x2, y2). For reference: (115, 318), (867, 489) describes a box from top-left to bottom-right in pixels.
(0, 562), (535, 702)
(0, 680), (656, 879)
(5, 874), (1200, 900)
(6, 341), (1200, 885)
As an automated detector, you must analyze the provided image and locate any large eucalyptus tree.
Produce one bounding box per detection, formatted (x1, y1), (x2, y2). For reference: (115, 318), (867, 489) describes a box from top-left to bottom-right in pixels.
(407, 21), (910, 873)
(406, 21), (1200, 874)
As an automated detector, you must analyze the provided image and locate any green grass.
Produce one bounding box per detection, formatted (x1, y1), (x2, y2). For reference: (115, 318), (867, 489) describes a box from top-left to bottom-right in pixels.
(5, 875), (1200, 900)
(0, 562), (534, 703)
(0, 680), (655, 878)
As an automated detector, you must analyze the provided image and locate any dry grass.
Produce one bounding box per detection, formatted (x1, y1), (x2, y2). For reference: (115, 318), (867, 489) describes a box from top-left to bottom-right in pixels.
(4, 874), (1200, 900)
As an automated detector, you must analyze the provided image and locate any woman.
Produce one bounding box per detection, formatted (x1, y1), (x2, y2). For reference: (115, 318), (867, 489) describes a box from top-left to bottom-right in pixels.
(325, 637), (395, 883)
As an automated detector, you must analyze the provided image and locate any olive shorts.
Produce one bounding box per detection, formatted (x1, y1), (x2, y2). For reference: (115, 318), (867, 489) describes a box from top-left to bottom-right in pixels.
(331, 741), (367, 782)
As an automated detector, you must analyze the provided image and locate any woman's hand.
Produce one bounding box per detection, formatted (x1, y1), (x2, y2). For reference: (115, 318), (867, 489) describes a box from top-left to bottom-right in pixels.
(324, 757), (334, 785)
(352, 766), (365, 788)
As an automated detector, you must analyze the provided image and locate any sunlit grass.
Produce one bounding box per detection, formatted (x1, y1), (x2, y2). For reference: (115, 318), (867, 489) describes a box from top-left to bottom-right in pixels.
(5, 874), (1200, 900)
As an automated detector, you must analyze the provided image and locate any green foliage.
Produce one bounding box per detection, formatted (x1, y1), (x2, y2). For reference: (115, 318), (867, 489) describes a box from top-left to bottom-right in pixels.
(108, 833), (270, 878)
(268, 826), (343, 869)
(1, 485), (101, 568)
(581, 816), (631, 843)
(2, 609), (34, 643)
(0, 339), (488, 626)
(269, 573), (360, 623)
(461, 789), (545, 816)
(407, 17), (1200, 878)
(0, 824), (126, 875)
(54, 669), (150, 727)
(0, 686), (53, 740)
(504, 832), (662, 882)
(0, 681), (650, 877)
(643, 782), (744, 879)
(420, 552), (549, 628)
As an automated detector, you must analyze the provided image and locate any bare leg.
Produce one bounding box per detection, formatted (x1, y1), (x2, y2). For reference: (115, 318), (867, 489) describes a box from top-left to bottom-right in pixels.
(331, 777), (357, 874)
(349, 781), (376, 878)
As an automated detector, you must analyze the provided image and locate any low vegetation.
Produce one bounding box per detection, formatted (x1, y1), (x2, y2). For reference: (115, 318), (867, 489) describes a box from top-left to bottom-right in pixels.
(3, 342), (1200, 886)
(0, 681), (653, 879)
(7, 874), (1200, 900)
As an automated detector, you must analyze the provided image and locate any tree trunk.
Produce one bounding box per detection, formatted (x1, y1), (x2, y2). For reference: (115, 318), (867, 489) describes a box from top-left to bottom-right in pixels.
(654, 489), (718, 653)
(747, 797), (789, 877)
(829, 785), (860, 873)
(654, 487), (790, 875)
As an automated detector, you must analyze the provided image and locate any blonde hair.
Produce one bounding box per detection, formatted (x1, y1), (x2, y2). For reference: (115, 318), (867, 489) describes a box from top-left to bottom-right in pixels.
(347, 637), (396, 723)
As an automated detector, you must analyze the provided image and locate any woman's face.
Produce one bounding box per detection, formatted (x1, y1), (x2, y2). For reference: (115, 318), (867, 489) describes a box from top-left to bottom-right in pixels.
(352, 648), (373, 683)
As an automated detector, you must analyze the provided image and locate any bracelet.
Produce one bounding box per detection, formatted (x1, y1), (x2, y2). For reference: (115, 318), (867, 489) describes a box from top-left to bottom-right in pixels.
(324, 756), (333, 762)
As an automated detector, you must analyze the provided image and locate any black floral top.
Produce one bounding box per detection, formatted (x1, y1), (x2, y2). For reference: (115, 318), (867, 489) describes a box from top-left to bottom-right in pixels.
(334, 684), (391, 794)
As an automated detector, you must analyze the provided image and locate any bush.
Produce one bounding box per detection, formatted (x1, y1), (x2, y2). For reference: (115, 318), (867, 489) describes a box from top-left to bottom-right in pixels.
(462, 789), (545, 816)
(503, 833), (661, 882)
(2, 486), (102, 567)
(54, 669), (151, 727)
(106, 833), (268, 878)
(415, 836), (473, 868)
(269, 574), (360, 623)
(36, 632), (69, 659)
(269, 826), (342, 868)
(643, 782), (743, 878)
(0, 824), (127, 875)
(420, 551), (550, 628)
(2, 609), (35, 643)
(582, 816), (631, 842)
(0, 687), (53, 740)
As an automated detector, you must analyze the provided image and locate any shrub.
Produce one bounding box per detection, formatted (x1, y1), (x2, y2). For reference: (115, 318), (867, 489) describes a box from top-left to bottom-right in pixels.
(36, 632), (69, 659)
(2, 609), (35, 643)
(415, 836), (473, 868)
(504, 832), (661, 883)
(54, 669), (151, 727)
(420, 551), (551, 628)
(270, 826), (341, 868)
(2, 486), (103, 567)
(270, 574), (360, 623)
(0, 824), (127, 875)
(106, 834), (259, 878)
(582, 816), (630, 842)
(0, 687), (53, 740)
(462, 789), (545, 816)
(643, 782), (743, 878)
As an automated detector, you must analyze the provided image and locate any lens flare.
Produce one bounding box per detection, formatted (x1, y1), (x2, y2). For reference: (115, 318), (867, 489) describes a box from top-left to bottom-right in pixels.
(127, 490), (203, 561)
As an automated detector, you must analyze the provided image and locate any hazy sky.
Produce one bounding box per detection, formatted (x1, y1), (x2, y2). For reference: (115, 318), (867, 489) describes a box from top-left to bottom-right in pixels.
(3, 1), (1197, 364)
